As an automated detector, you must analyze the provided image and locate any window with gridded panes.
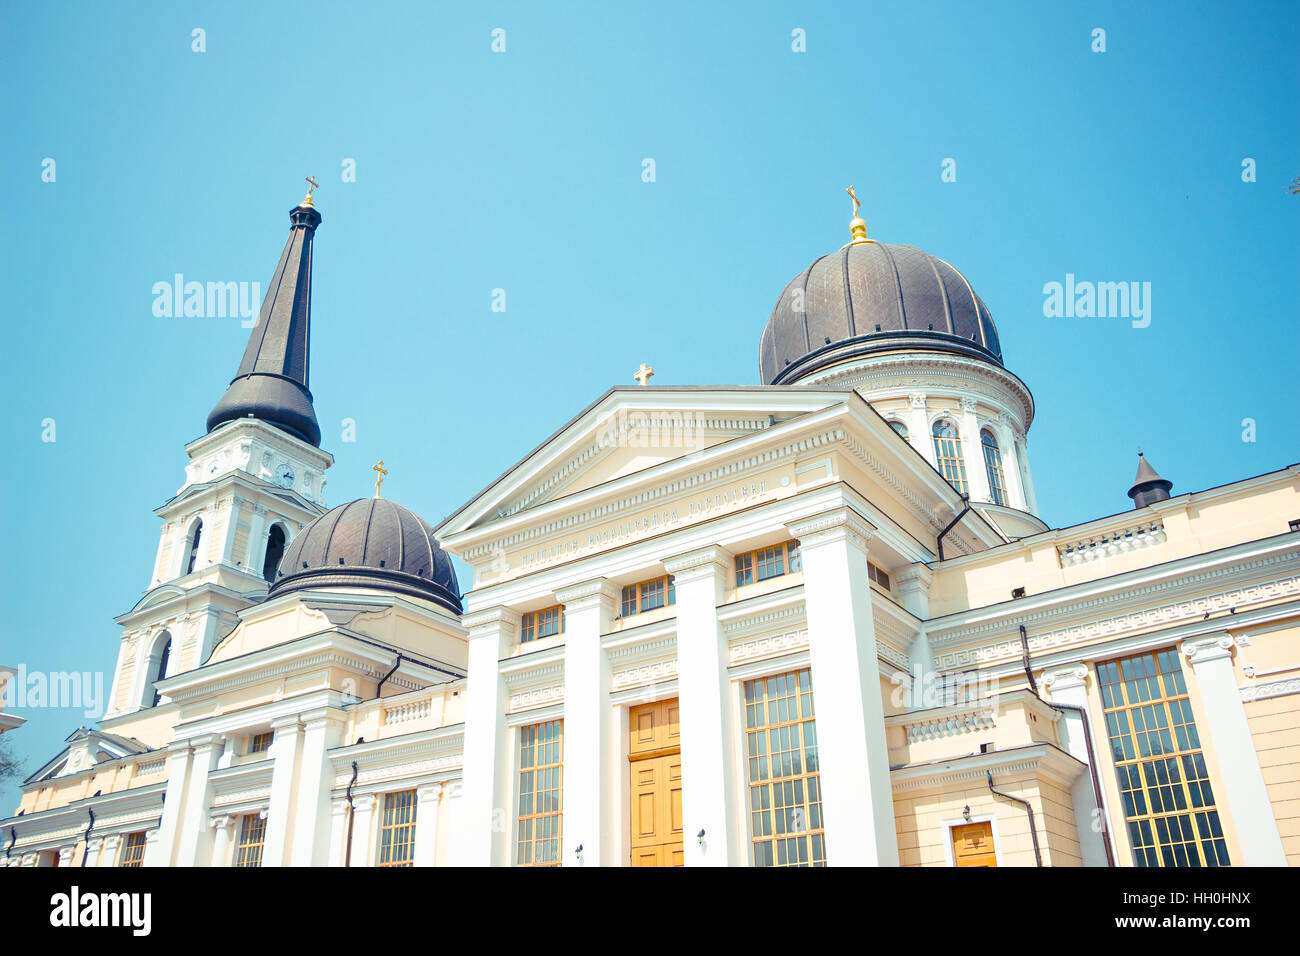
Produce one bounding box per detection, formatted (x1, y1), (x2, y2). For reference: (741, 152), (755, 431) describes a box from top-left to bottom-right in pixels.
(516, 720), (563, 866)
(378, 789), (418, 867)
(1098, 649), (1230, 867)
(744, 669), (824, 867)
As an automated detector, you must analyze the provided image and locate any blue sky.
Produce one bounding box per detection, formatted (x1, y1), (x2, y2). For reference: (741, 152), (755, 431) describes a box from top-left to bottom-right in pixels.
(1, 0), (1296, 810)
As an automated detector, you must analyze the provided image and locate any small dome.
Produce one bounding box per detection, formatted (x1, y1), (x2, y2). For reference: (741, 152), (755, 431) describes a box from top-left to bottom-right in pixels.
(269, 498), (461, 613)
(760, 241), (1002, 385)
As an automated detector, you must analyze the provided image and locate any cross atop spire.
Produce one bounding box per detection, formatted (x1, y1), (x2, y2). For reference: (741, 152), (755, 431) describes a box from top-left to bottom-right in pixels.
(634, 363), (655, 386)
(373, 460), (388, 498)
(845, 185), (870, 245)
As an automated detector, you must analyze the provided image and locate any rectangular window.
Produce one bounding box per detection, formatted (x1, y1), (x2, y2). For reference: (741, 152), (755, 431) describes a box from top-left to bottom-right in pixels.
(1098, 649), (1230, 867)
(867, 560), (891, 592)
(249, 731), (273, 754)
(119, 831), (147, 868)
(735, 541), (802, 588)
(744, 669), (825, 867)
(520, 605), (565, 643)
(234, 813), (266, 868)
(619, 576), (676, 619)
(378, 790), (418, 867)
(516, 720), (563, 866)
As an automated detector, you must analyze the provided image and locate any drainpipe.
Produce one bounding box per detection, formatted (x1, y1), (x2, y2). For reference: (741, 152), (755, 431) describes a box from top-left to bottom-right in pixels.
(374, 658), (402, 700)
(5, 826), (15, 863)
(79, 807), (95, 867)
(344, 761), (359, 867)
(1019, 624), (1116, 867)
(936, 496), (970, 561)
(987, 770), (1042, 867)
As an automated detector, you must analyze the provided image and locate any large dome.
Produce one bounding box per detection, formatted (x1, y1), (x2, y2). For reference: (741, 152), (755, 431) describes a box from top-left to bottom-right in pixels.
(268, 498), (461, 614)
(759, 240), (1002, 385)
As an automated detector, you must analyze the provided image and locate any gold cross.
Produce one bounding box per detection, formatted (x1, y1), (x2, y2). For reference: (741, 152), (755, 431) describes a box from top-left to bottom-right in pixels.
(372, 460), (388, 498)
(305, 175), (320, 197)
(846, 185), (861, 220)
(634, 362), (654, 386)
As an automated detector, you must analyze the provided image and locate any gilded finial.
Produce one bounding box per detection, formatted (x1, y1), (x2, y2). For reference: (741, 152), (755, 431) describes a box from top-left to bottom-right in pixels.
(372, 459), (388, 498)
(301, 175), (320, 208)
(634, 362), (655, 386)
(845, 185), (870, 245)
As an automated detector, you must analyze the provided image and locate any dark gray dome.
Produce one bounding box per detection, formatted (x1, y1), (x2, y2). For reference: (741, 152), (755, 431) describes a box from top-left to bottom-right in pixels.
(268, 498), (461, 613)
(760, 241), (1003, 385)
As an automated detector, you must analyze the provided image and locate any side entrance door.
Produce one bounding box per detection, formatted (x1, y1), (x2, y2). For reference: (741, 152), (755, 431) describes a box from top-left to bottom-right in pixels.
(629, 698), (684, 866)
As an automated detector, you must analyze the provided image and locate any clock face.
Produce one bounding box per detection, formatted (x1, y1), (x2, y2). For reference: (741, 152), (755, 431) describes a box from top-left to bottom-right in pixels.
(275, 464), (295, 488)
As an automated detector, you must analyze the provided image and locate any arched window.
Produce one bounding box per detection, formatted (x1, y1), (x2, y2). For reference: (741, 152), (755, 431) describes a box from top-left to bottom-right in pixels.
(150, 634), (172, 708)
(931, 420), (968, 495)
(889, 420), (909, 440)
(262, 524), (286, 583)
(185, 519), (204, 575)
(981, 429), (1008, 506)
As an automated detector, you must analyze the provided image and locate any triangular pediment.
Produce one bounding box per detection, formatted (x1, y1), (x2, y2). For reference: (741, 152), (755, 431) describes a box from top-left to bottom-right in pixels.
(437, 386), (851, 536)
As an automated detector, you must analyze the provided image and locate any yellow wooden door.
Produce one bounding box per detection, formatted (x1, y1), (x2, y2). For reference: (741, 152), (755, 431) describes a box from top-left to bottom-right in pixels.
(952, 822), (998, 867)
(629, 699), (684, 867)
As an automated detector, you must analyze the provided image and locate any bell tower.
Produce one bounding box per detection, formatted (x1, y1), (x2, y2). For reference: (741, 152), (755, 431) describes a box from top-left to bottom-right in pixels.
(104, 187), (334, 721)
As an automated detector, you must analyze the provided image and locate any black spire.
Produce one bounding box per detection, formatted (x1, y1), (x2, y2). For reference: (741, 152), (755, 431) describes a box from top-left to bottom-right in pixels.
(206, 198), (322, 446)
(1127, 451), (1173, 509)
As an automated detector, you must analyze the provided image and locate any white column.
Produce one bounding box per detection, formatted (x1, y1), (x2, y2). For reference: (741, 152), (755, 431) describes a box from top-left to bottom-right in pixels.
(57, 845), (75, 867)
(100, 834), (121, 868)
(261, 715), (303, 867)
(209, 815), (235, 867)
(1016, 437), (1039, 514)
(218, 497), (240, 565)
(328, 799), (350, 866)
(663, 546), (737, 866)
(289, 709), (346, 866)
(413, 783), (444, 867)
(906, 392), (936, 467)
(84, 837), (105, 868)
(244, 504), (268, 572)
(147, 744), (192, 866)
(789, 508), (899, 866)
(558, 579), (618, 867)
(1181, 635), (1287, 866)
(1042, 664), (1115, 868)
(895, 566), (933, 709)
(456, 608), (517, 866)
(347, 794), (377, 866)
(958, 398), (991, 503)
(175, 734), (224, 865)
(994, 414), (1027, 511)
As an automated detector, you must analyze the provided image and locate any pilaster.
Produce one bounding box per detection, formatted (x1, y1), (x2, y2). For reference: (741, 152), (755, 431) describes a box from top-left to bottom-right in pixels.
(557, 579), (620, 866)
(1181, 634), (1286, 866)
(787, 507), (898, 866)
(662, 545), (736, 866)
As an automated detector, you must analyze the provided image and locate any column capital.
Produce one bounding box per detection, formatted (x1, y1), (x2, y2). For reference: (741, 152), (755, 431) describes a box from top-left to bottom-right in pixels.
(909, 391), (927, 409)
(462, 605), (520, 637)
(86, 836), (105, 852)
(417, 782), (445, 803)
(102, 833), (122, 851)
(1182, 633), (1235, 665)
(352, 793), (377, 813)
(144, 828), (160, 843)
(299, 707), (347, 732)
(555, 578), (620, 610)
(188, 733), (226, 755)
(662, 545), (732, 583)
(894, 564), (933, 592)
(209, 814), (235, 831)
(270, 713), (303, 732)
(1042, 663), (1090, 694)
(788, 508), (875, 551)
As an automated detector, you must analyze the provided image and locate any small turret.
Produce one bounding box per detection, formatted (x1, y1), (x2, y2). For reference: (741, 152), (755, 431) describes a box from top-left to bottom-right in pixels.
(1128, 451), (1173, 509)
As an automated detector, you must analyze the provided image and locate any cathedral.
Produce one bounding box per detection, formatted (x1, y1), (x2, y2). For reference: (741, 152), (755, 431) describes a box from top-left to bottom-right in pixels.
(3, 185), (1297, 868)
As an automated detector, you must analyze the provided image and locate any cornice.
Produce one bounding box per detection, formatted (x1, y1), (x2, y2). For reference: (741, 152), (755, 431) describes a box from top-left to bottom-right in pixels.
(890, 743), (1083, 793)
(1241, 675), (1300, 703)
